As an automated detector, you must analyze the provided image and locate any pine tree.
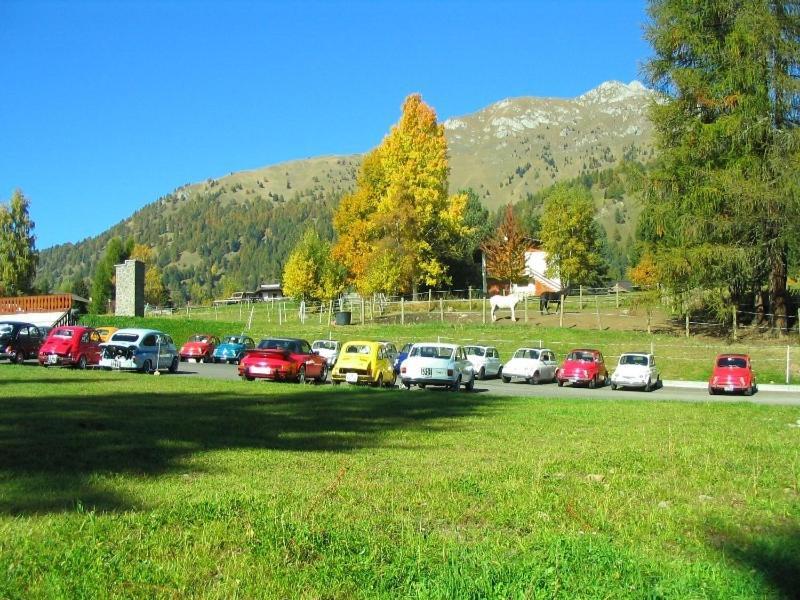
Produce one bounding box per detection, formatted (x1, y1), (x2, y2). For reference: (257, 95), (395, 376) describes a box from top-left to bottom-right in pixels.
(0, 189), (38, 296)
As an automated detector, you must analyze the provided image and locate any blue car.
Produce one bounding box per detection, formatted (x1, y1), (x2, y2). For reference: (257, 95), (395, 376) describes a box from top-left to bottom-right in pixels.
(212, 335), (255, 364)
(393, 342), (413, 375)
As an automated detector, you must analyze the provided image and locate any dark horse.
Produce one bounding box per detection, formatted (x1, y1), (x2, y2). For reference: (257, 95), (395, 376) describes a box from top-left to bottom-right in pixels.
(539, 288), (568, 314)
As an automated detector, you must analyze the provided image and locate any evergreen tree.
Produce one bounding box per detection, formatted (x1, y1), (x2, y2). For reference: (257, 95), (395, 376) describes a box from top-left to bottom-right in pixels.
(0, 189), (38, 296)
(642, 0), (800, 331)
(89, 237), (127, 313)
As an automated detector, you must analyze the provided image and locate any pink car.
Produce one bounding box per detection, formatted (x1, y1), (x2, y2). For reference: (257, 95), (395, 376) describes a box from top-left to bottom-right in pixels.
(556, 348), (609, 389)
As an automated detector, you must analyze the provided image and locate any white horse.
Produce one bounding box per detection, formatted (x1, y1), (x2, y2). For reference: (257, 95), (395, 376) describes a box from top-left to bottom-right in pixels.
(489, 293), (522, 322)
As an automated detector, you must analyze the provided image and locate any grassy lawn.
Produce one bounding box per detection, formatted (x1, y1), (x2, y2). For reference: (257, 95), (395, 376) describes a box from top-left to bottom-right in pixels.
(80, 314), (800, 384)
(1, 366), (799, 598)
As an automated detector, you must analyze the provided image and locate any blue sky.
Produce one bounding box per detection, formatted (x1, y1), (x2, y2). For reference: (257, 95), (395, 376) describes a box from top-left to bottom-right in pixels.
(0, 0), (651, 249)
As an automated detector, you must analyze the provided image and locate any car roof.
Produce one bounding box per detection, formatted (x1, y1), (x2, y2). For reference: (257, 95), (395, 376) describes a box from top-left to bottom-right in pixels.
(513, 347), (551, 352)
(111, 328), (165, 336)
(716, 353), (749, 359)
(569, 348), (600, 353)
(258, 337), (308, 343)
(465, 344), (494, 349)
(342, 340), (378, 346)
(0, 321), (35, 327)
(411, 342), (458, 349)
(620, 352), (651, 357)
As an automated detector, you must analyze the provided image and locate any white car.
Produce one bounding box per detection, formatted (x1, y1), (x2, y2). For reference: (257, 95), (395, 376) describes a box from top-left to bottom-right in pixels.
(400, 343), (475, 391)
(501, 348), (558, 384)
(464, 345), (502, 379)
(311, 339), (340, 366)
(611, 352), (660, 391)
(99, 328), (179, 373)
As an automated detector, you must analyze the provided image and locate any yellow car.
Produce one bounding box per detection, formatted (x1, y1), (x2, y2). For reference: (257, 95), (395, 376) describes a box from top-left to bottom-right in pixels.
(95, 326), (119, 343)
(331, 340), (396, 387)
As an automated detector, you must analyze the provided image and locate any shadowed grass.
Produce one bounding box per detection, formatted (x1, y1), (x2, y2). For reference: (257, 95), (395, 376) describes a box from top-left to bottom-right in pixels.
(1, 366), (798, 598)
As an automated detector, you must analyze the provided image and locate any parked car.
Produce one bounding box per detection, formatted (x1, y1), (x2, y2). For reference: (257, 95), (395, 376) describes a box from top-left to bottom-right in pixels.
(501, 347), (558, 384)
(557, 348), (609, 388)
(0, 321), (44, 364)
(38, 326), (102, 369)
(379, 341), (399, 366)
(311, 339), (341, 366)
(238, 338), (327, 383)
(99, 328), (179, 373)
(179, 334), (220, 363)
(709, 354), (757, 396)
(611, 352), (660, 391)
(95, 327), (119, 343)
(212, 335), (255, 364)
(331, 340), (396, 387)
(393, 342), (413, 375)
(400, 343), (475, 391)
(464, 345), (503, 380)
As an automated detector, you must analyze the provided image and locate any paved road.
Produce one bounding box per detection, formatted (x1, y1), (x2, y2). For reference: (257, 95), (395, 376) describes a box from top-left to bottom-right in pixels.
(176, 361), (800, 405)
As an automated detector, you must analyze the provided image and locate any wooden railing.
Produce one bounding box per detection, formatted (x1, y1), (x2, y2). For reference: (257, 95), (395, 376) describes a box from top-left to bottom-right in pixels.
(0, 294), (74, 314)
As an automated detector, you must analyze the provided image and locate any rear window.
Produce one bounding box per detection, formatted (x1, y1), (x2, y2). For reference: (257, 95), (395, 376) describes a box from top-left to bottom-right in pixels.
(258, 339), (297, 352)
(411, 346), (453, 360)
(110, 333), (139, 343)
(514, 349), (539, 360)
(717, 357), (747, 368)
(189, 335), (209, 343)
(313, 341), (338, 351)
(620, 354), (648, 366)
(465, 346), (485, 357)
(52, 328), (74, 338)
(344, 344), (371, 354)
(567, 351), (595, 362)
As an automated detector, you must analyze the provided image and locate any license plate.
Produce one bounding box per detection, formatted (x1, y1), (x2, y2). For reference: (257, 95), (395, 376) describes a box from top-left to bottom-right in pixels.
(47, 354), (58, 364)
(724, 385), (734, 392)
(114, 359), (121, 369)
(252, 366), (271, 375)
(189, 358), (197, 364)
(346, 372), (359, 384)
(421, 368), (432, 377)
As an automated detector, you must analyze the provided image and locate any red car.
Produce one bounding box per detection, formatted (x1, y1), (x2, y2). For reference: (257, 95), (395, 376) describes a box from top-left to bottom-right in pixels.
(38, 325), (102, 369)
(239, 337), (328, 383)
(709, 354), (757, 396)
(556, 348), (609, 388)
(179, 334), (220, 363)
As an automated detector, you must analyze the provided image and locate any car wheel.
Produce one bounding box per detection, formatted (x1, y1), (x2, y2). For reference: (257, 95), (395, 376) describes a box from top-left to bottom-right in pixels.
(374, 373), (383, 388)
(451, 376), (461, 392)
(501, 376), (511, 384)
(419, 384), (426, 389)
(213, 357), (219, 364)
(557, 379), (564, 387)
(388, 372), (397, 388)
(12, 351), (24, 364)
(708, 386), (716, 395)
(531, 371), (540, 385)
(297, 365), (306, 384)
(77, 355), (88, 370)
(477, 367), (485, 380)
(317, 363), (328, 383)
(588, 376), (597, 389)
(179, 356), (185, 362)
(141, 359), (153, 374)
(403, 381), (411, 390)
(465, 374), (475, 391)
(743, 385), (752, 397)
(645, 379), (652, 392)
(611, 383), (617, 390)
(244, 375), (255, 382)
(169, 357), (179, 374)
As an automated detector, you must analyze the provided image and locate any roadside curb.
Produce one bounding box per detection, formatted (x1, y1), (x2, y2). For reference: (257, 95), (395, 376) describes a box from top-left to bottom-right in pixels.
(664, 380), (800, 393)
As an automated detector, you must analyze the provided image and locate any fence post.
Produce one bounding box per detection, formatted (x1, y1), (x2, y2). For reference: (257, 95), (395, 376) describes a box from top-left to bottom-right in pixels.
(595, 294), (601, 330)
(559, 295), (564, 328)
(616, 287), (619, 308)
(482, 297), (486, 324)
(428, 289), (432, 310)
(787, 346), (791, 385)
(685, 314), (690, 338)
(361, 298), (365, 325)
(468, 286), (472, 311)
(524, 295), (528, 323)
(650, 340), (654, 356)
(401, 297), (405, 325)
(439, 297), (444, 322)
(732, 308), (737, 341)
(579, 285), (583, 310)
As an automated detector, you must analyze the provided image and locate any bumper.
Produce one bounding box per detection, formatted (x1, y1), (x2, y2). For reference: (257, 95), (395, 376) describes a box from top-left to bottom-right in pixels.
(709, 383), (749, 393)
(99, 357), (139, 370)
(558, 375), (593, 385)
(401, 377), (455, 387)
(214, 352), (240, 361)
(502, 369), (535, 380)
(38, 354), (76, 367)
(611, 377), (648, 388)
(331, 372), (373, 384)
(239, 366), (294, 380)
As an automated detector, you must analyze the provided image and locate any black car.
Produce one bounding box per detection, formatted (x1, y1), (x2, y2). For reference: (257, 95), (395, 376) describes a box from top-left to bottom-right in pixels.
(0, 321), (45, 363)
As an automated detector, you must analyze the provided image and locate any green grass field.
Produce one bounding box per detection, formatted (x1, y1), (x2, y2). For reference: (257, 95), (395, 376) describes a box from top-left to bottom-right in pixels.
(1, 366), (798, 598)
(80, 314), (800, 384)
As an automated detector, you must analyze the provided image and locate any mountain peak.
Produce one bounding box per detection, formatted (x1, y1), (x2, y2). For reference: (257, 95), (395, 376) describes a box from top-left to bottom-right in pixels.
(577, 80), (652, 104)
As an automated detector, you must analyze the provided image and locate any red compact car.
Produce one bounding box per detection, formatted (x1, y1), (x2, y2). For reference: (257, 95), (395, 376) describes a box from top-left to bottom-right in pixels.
(38, 326), (102, 369)
(239, 337), (328, 383)
(179, 334), (220, 363)
(556, 348), (609, 388)
(709, 354), (757, 396)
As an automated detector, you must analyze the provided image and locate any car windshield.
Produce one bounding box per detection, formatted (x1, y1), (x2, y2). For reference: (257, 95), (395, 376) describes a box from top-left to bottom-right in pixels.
(110, 333), (140, 343)
(513, 349), (539, 359)
(344, 344), (371, 354)
(620, 354), (648, 366)
(189, 335), (209, 343)
(52, 328), (74, 338)
(567, 351), (595, 362)
(223, 336), (243, 344)
(465, 346), (485, 357)
(411, 346), (453, 359)
(0, 324), (13, 336)
(717, 357), (747, 368)
(313, 341), (337, 351)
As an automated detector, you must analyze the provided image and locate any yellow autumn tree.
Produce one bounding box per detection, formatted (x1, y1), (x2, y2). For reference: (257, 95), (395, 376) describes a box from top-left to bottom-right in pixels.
(628, 251), (661, 334)
(129, 243), (168, 306)
(333, 94), (470, 295)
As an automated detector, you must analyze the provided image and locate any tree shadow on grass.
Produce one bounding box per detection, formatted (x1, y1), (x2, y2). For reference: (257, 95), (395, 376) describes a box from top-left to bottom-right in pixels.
(709, 524), (800, 598)
(0, 387), (492, 515)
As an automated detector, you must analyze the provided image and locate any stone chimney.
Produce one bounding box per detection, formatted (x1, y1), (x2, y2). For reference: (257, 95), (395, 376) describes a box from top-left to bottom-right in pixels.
(115, 259), (145, 317)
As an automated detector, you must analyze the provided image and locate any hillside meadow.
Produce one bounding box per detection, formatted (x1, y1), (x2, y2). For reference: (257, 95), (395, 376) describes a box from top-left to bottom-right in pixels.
(0, 366), (798, 598)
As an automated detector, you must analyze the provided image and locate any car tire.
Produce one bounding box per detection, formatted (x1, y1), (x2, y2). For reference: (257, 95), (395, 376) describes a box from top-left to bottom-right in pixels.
(169, 357), (179, 374)
(141, 359), (153, 374)
(297, 365), (306, 384)
(557, 379), (563, 387)
(244, 375), (255, 382)
(12, 351), (24, 364)
(77, 355), (88, 370)
(743, 385), (752, 397)
(374, 373), (383, 388)
(419, 384), (426, 389)
(501, 376), (511, 384)
(317, 364), (328, 383)
(708, 386), (716, 395)
(179, 357), (185, 362)
(451, 376), (461, 392)
(477, 367), (485, 381)
(403, 381), (411, 390)
(588, 376), (597, 389)
(531, 372), (540, 385)
(611, 383), (617, 390)
(388, 372), (397, 388)
(213, 357), (219, 364)
(465, 374), (475, 391)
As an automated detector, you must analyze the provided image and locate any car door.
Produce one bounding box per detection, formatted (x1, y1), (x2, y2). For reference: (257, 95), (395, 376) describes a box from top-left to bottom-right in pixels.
(649, 356), (658, 383)
(88, 330), (102, 363)
(157, 334), (174, 367)
(488, 348), (501, 375)
(297, 340), (320, 377)
(456, 347), (471, 379)
(543, 351), (556, 379)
